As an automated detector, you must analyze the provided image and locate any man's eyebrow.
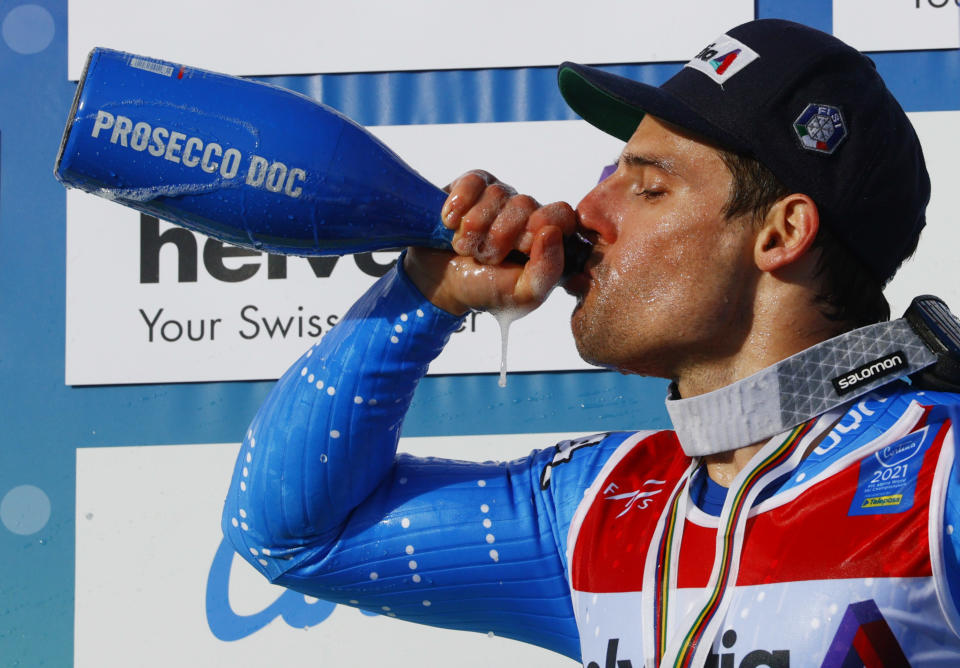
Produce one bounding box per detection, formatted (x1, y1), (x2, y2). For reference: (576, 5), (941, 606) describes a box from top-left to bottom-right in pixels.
(619, 152), (679, 176)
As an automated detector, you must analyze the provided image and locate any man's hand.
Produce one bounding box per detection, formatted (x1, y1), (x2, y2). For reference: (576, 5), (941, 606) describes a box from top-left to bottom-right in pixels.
(404, 170), (577, 315)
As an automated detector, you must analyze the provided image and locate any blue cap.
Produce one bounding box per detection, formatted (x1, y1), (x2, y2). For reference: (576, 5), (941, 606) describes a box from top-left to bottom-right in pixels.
(558, 19), (929, 284)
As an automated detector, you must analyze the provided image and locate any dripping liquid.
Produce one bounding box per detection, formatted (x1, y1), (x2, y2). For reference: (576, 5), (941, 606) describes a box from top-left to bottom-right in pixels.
(492, 308), (526, 388)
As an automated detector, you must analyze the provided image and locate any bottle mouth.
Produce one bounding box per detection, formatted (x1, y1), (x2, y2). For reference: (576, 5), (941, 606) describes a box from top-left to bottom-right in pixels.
(561, 231), (594, 277)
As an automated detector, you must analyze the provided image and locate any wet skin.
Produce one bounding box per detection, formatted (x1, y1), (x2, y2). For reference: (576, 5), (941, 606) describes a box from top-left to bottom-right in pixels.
(406, 115), (761, 392)
(567, 115), (759, 386)
(405, 114), (828, 482)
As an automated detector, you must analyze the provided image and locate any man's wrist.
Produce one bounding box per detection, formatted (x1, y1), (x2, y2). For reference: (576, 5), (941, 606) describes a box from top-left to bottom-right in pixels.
(402, 248), (470, 317)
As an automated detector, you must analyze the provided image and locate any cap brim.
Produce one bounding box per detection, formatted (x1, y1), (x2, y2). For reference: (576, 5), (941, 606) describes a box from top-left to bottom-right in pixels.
(558, 62), (748, 152)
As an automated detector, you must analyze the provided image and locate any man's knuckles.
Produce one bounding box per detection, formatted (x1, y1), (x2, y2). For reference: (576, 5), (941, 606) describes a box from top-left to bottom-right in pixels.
(528, 201), (577, 234)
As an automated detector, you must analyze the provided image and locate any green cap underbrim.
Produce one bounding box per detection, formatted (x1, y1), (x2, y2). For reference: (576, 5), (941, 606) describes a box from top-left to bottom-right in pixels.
(558, 65), (647, 143)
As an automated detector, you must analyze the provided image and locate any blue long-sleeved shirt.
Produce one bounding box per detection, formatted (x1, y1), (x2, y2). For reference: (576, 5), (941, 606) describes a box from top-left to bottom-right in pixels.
(223, 263), (960, 663)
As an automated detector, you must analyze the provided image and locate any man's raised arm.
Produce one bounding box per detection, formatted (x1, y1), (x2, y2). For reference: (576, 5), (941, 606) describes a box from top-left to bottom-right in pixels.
(221, 173), (592, 658)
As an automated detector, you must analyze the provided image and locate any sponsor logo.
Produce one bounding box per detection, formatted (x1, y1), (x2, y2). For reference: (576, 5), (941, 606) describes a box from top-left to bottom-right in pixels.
(603, 479), (665, 517)
(820, 599), (908, 667)
(585, 637), (633, 668)
(139, 214), (397, 285)
(684, 34), (759, 84)
(831, 352), (906, 396)
(813, 392), (888, 455)
(89, 109), (308, 199)
(793, 103), (847, 155)
(705, 630), (789, 668)
(849, 427), (929, 516)
(876, 434), (924, 467)
(584, 632), (789, 668)
(540, 433), (608, 489)
(709, 48), (741, 75)
(861, 494), (904, 508)
(205, 536), (344, 640)
(814, 392), (890, 456)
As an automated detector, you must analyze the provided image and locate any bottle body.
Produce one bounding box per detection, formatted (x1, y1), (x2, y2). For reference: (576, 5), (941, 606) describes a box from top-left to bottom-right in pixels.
(55, 48), (453, 256)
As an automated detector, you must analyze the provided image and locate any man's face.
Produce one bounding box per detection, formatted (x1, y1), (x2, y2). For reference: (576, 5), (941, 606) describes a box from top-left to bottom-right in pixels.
(566, 115), (760, 380)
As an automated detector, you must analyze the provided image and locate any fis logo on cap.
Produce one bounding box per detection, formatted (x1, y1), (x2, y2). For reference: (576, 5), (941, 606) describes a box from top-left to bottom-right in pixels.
(794, 103), (847, 154)
(685, 34), (759, 84)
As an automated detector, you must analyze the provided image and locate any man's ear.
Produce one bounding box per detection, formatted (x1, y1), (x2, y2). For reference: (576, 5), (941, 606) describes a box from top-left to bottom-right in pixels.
(754, 193), (820, 272)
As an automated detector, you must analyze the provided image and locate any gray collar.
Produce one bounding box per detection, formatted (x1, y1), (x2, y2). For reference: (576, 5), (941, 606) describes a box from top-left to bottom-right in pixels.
(665, 318), (937, 457)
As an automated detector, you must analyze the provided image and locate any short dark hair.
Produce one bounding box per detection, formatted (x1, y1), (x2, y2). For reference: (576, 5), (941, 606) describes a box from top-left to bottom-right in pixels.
(716, 149), (893, 328)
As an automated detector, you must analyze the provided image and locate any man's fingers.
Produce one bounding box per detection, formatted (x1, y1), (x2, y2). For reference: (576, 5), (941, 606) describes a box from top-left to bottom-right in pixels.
(479, 194), (539, 264)
(515, 226), (564, 303)
(453, 182), (517, 256)
(432, 170), (571, 311)
(515, 201), (578, 254)
(441, 170), (499, 229)
(529, 201), (578, 236)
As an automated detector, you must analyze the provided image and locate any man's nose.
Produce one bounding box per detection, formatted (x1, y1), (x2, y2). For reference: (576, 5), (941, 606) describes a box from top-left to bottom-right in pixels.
(575, 177), (617, 244)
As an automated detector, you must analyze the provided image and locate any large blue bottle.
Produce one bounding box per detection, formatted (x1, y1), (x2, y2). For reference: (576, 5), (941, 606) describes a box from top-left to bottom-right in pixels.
(55, 48), (590, 269)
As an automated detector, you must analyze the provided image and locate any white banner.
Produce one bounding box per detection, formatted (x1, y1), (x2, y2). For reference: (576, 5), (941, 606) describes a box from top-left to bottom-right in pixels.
(74, 434), (587, 667)
(65, 119), (622, 385)
(65, 111), (960, 386)
(885, 111), (960, 317)
(834, 0), (960, 52)
(67, 0), (754, 80)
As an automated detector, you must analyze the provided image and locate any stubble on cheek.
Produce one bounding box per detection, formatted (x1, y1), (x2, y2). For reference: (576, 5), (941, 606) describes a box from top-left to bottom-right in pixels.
(569, 231), (691, 373)
(570, 262), (629, 368)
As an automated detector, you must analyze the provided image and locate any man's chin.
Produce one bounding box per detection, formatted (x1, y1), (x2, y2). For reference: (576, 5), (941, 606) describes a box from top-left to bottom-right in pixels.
(570, 315), (605, 368)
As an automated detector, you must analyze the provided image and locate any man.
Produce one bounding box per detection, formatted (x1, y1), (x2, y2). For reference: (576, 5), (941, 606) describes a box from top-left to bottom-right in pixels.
(223, 19), (960, 666)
